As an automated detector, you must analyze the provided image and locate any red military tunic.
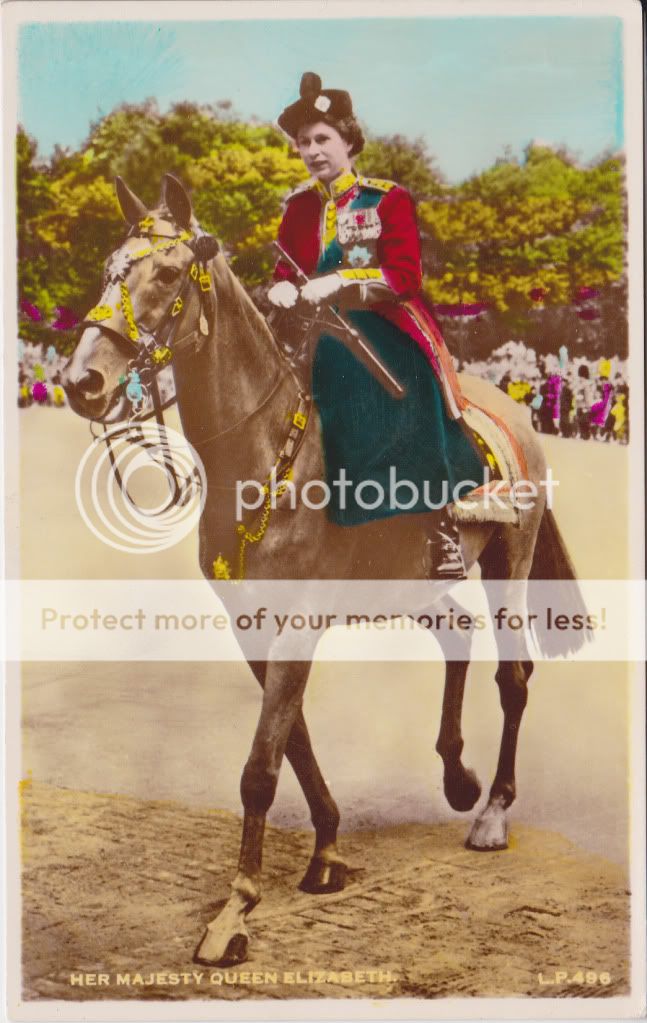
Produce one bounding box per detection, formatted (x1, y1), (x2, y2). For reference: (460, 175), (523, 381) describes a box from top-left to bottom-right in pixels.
(273, 169), (466, 419)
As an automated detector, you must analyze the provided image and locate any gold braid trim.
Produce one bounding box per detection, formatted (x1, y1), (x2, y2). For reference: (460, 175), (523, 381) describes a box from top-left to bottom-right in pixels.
(86, 305), (113, 321)
(119, 282), (140, 342)
(132, 231), (192, 261)
(358, 176), (396, 192)
(323, 200), (337, 249)
(330, 171), (358, 198)
(337, 268), (384, 281)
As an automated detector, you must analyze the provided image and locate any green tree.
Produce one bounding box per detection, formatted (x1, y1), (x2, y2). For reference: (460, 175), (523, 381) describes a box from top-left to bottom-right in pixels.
(418, 144), (625, 323)
(357, 134), (446, 200)
(15, 109), (627, 357)
(16, 127), (56, 340)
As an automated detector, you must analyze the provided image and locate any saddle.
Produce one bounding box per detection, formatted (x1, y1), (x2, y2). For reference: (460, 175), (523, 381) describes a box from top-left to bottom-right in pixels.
(451, 405), (528, 527)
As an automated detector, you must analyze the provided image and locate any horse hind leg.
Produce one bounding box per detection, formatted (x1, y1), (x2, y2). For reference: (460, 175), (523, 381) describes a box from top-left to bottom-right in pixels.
(467, 531), (536, 851)
(247, 661), (346, 893)
(466, 656), (533, 851)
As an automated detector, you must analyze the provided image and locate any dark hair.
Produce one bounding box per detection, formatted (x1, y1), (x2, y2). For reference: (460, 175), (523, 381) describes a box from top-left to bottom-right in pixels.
(296, 113), (365, 157)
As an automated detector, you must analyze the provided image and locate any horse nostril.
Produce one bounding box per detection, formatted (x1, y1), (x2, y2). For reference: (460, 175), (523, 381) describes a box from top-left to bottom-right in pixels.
(78, 369), (105, 396)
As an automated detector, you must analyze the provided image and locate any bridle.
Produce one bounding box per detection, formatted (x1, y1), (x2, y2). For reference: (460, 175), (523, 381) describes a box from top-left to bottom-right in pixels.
(82, 220), (219, 396)
(77, 213), (404, 573)
(80, 216), (319, 515)
(81, 217), (220, 510)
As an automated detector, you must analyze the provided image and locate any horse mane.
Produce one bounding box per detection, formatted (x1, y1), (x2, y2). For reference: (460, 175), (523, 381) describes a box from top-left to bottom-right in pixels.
(148, 204), (283, 362)
(210, 253), (280, 356)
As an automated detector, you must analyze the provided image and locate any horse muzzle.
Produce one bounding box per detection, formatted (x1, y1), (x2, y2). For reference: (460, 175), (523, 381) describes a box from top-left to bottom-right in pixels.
(62, 325), (133, 421)
(62, 363), (128, 423)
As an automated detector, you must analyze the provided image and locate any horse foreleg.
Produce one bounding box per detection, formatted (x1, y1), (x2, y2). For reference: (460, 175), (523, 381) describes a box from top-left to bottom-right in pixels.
(195, 659), (312, 965)
(247, 661), (345, 893)
(194, 812), (264, 966)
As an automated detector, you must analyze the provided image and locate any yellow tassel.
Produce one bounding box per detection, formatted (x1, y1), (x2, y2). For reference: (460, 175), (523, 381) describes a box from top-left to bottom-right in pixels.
(212, 555), (232, 580)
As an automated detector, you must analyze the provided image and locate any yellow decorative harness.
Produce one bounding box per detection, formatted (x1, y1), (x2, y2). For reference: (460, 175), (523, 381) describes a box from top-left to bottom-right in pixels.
(212, 395), (311, 581)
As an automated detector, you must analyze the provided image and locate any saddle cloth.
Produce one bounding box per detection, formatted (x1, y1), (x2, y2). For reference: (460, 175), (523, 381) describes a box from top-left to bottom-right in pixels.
(451, 405), (528, 527)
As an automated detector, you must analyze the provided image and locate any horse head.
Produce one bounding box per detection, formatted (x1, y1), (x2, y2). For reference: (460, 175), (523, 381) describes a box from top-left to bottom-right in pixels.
(62, 174), (218, 422)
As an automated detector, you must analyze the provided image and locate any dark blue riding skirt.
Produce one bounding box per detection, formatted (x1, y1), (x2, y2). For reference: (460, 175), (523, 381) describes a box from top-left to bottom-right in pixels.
(311, 309), (486, 526)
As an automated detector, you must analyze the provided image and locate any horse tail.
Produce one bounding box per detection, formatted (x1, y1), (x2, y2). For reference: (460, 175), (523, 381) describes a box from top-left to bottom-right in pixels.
(528, 508), (591, 657)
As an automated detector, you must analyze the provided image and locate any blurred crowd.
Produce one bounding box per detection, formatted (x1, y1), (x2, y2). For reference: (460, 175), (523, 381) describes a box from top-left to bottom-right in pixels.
(462, 341), (629, 444)
(17, 341), (176, 412)
(17, 340), (68, 408)
(18, 338), (628, 444)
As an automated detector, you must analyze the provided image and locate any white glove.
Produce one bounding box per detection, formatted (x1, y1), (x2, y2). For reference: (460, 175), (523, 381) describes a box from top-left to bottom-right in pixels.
(267, 280), (299, 308)
(300, 274), (342, 305)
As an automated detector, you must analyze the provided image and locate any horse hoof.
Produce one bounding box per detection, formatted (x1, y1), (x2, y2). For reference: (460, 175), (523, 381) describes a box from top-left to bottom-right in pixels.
(465, 803), (508, 851)
(444, 765), (482, 812)
(221, 933), (249, 966)
(299, 857), (347, 894)
(194, 929), (249, 966)
(194, 922), (250, 966)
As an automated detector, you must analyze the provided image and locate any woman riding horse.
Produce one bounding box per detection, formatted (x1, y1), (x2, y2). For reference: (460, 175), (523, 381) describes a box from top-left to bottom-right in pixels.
(61, 160), (586, 968)
(268, 72), (487, 580)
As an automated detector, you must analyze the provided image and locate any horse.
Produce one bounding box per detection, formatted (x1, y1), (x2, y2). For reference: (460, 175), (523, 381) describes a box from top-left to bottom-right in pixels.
(62, 173), (587, 966)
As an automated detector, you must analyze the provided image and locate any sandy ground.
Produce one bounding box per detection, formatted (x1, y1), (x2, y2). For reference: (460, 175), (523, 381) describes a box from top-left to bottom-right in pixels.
(21, 781), (630, 1001)
(11, 408), (636, 1001)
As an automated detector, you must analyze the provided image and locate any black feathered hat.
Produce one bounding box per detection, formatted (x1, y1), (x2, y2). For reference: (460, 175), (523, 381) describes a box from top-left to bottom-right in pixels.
(278, 72), (354, 139)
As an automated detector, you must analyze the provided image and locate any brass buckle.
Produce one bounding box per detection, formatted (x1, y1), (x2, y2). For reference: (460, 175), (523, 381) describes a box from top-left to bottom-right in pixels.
(171, 297), (183, 316)
(151, 346), (173, 366)
(292, 411), (307, 430)
(199, 271), (212, 292)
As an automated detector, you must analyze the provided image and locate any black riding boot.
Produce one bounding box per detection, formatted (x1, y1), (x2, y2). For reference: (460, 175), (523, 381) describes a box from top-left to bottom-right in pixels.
(425, 512), (467, 581)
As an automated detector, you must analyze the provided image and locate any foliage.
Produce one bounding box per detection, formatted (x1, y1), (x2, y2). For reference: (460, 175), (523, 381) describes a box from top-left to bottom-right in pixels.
(356, 135), (446, 200)
(418, 145), (625, 313)
(16, 105), (626, 355)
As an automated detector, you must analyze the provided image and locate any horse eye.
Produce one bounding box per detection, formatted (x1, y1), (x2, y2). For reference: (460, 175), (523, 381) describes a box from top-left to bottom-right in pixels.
(157, 266), (181, 285)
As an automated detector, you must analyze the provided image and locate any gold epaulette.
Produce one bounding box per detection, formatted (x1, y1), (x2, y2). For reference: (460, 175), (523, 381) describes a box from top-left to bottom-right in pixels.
(359, 176), (397, 192)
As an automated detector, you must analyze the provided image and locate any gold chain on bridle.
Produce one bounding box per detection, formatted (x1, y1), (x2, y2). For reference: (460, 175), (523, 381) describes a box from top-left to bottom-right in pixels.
(212, 390), (311, 582)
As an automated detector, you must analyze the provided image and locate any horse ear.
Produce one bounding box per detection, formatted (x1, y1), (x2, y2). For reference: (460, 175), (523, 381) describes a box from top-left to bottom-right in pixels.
(161, 174), (192, 229)
(114, 176), (148, 225)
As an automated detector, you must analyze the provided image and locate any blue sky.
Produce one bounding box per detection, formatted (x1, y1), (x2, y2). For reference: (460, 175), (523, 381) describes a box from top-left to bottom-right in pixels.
(18, 16), (623, 182)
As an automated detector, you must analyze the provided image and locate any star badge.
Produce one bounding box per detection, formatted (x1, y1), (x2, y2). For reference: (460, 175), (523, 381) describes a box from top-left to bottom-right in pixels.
(347, 244), (371, 267)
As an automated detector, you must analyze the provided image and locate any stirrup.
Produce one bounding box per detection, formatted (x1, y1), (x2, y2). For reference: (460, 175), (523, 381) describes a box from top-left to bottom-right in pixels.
(426, 520), (467, 581)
